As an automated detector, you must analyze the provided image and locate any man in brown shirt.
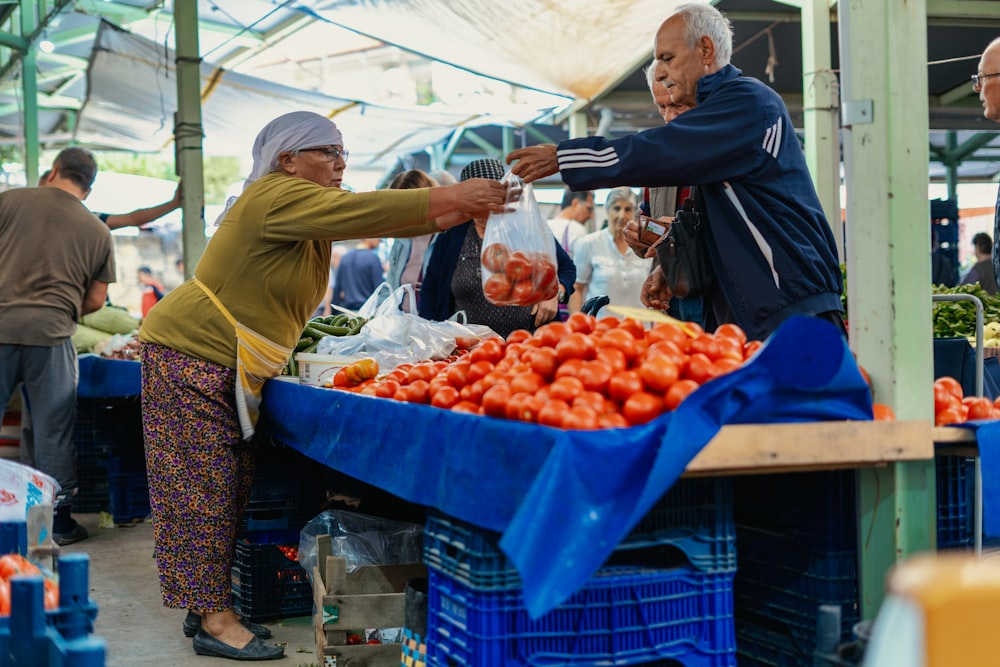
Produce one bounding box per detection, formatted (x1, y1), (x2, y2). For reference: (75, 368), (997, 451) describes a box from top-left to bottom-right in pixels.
(0, 147), (116, 545)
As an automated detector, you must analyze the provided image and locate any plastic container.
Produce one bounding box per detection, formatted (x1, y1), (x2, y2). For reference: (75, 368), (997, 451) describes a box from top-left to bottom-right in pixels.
(296, 353), (362, 387)
(231, 529), (313, 621)
(426, 565), (737, 667)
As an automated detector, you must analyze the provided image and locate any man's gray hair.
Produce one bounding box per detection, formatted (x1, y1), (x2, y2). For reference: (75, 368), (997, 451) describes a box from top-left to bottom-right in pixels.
(643, 57), (657, 92)
(674, 3), (733, 68)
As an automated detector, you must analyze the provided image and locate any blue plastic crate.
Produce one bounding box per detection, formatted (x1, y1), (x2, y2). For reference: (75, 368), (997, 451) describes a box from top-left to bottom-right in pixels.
(424, 479), (735, 590)
(0, 521), (105, 666)
(231, 529), (312, 622)
(107, 471), (150, 524)
(937, 455), (975, 549)
(735, 623), (803, 667)
(733, 472), (856, 550)
(73, 453), (110, 514)
(734, 525), (858, 655)
(427, 565), (736, 667)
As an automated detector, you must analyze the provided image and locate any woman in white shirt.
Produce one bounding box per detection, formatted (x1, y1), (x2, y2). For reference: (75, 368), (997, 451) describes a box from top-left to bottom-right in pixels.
(569, 187), (653, 318)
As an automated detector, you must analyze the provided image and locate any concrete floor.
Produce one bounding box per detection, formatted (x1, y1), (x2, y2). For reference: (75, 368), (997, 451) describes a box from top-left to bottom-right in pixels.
(59, 513), (318, 667)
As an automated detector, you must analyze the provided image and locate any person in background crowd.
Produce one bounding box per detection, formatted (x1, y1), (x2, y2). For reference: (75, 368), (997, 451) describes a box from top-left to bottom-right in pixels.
(333, 237), (385, 311)
(419, 158), (576, 338)
(547, 187), (594, 258)
(624, 57), (703, 325)
(975, 38), (1000, 288)
(385, 170), (452, 312)
(318, 244), (350, 317)
(931, 227), (958, 287)
(39, 170), (182, 231)
(0, 147), (115, 547)
(138, 110), (509, 662)
(961, 232), (999, 294)
(138, 266), (166, 318)
(507, 3), (844, 341)
(571, 187), (652, 318)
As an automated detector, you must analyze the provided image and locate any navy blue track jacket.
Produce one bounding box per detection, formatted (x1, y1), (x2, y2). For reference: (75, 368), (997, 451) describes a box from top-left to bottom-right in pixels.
(555, 65), (843, 341)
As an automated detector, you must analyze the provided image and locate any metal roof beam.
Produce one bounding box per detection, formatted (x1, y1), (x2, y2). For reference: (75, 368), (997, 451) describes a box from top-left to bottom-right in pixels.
(209, 11), (312, 70)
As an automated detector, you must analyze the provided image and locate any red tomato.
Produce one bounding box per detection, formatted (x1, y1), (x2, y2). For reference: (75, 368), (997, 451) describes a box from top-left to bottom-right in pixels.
(482, 242), (511, 272)
(537, 399), (571, 427)
(562, 405), (600, 430)
(506, 329), (532, 345)
(406, 380), (430, 404)
(617, 318), (647, 340)
(683, 353), (717, 385)
(556, 332), (596, 363)
(933, 383), (955, 414)
(446, 361), (470, 388)
(664, 379), (700, 410)
(622, 391), (665, 425)
(0, 578), (8, 617)
(533, 321), (571, 348)
(743, 340), (764, 360)
(689, 334), (721, 362)
(549, 376), (585, 403)
(507, 393), (544, 422)
(936, 406), (964, 426)
(509, 280), (537, 305)
(374, 379), (400, 399)
(935, 377), (964, 402)
(872, 403), (896, 421)
(594, 316), (620, 333)
(385, 369), (407, 385)
(638, 355), (681, 392)
(480, 371), (509, 392)
(573, 391), (608, 415)
(577, 360), (613, 394)
(596, 347), (627, 373)
(712, 357), (743, 376)
(555, 358), (585, 379)
(530, 254), (559, 297)
(526, 348), (560, 381)
(566, 313), (597, 334)
(466, 360), (495, 384)
(482, 384), (513, 417)
(965, 397), (994, 421)
(469, 339), (505, 365)
(459, 381), (484, 404)
(504, 251), (533, 282)
(597, 412), (629, 429)
(483, 273), (513, 302)
(608, 370), (643, 403)
(714, 323), (748, 346)
(451, 401), (481, 414)
(431, 385), (460, 409)
(599, 328), (639, 362)
(509, 371), (546, 395)
(428, 375), (451, 398)
(715, 336), (745, 362)
(407, 364), (437, 384)
(645, 323), (689, 349)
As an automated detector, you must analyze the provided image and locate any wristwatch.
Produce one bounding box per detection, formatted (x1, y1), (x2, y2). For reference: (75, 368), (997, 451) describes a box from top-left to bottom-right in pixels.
(557, 285), (567, 303)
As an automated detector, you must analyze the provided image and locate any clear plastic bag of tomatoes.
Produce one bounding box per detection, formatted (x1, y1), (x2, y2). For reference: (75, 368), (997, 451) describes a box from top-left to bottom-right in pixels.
(480, 173), (559, 307)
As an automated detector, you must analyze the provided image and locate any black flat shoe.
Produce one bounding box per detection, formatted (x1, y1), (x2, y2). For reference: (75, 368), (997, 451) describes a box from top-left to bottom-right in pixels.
(192, 629), (284, 661)
(183, 611), (272, 639)
(53, 521), (89, 547)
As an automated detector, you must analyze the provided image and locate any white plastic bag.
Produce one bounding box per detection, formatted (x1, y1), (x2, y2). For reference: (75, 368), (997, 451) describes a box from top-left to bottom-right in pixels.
(480, 173), (559, 307)
(0, 459), (60, 522)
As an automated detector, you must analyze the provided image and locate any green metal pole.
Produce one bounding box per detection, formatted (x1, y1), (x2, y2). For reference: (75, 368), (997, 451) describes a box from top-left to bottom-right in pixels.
(19, 0), (38, 185)
(173, 0), (206, 279)
(839, 0), (936, 620)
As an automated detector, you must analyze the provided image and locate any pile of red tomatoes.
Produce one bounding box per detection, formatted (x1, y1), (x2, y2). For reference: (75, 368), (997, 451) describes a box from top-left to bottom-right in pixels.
(337, 313), (761, 429)
(933, 376), (1000, 425)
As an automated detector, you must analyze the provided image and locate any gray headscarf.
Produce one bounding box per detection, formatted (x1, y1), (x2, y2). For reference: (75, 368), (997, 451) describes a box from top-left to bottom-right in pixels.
(215, 111), (344, 225)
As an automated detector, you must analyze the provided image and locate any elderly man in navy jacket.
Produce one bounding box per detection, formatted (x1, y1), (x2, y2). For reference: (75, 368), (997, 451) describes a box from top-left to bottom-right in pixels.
(507, 3), (844, 342)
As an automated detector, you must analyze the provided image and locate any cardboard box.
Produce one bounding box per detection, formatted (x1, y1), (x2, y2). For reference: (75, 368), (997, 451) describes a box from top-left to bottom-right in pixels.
(312, 533), (426, 667)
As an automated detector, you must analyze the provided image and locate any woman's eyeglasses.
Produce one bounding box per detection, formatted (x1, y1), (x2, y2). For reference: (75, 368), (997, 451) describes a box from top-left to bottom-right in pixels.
(298, 147), (349, 162)
(972, 71), (1000, 92)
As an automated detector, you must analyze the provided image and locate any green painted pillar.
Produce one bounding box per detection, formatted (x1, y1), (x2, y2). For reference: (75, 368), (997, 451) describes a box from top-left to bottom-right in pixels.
(839, 0), (936, 619)
(19, 0), (38, 185)
(174, 0), (206, 279)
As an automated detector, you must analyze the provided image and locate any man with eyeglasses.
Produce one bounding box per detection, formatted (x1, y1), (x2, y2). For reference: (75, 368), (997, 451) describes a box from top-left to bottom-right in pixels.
(977, 38), (1000, 290)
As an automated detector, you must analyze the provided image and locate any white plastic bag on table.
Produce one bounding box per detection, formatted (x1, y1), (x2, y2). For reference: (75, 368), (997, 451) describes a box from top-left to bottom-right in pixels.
(317, 284), (462, 369)
(0, 459), (59, 522)
(480, 173), (560, 307)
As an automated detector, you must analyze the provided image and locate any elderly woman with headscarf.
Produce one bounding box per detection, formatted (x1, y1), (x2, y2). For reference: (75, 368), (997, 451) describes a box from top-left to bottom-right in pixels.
(569, 187), (653, 318)
(138, 111), (508, 661)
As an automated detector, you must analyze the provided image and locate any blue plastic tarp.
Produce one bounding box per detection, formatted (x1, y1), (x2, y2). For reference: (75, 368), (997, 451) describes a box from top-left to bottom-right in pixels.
(945, 420), (1000, 538)
(261, 316), (874, 617)
(77, 355), (141, 398)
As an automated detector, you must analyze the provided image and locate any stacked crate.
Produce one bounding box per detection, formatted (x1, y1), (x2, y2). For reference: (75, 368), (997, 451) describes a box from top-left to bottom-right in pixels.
(73, 397), (149, 524)
(230, 442), (324, 622)
(733, 456), (975, 666)
(0, 520), (105, 666)
(423, 478), (738, 666)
